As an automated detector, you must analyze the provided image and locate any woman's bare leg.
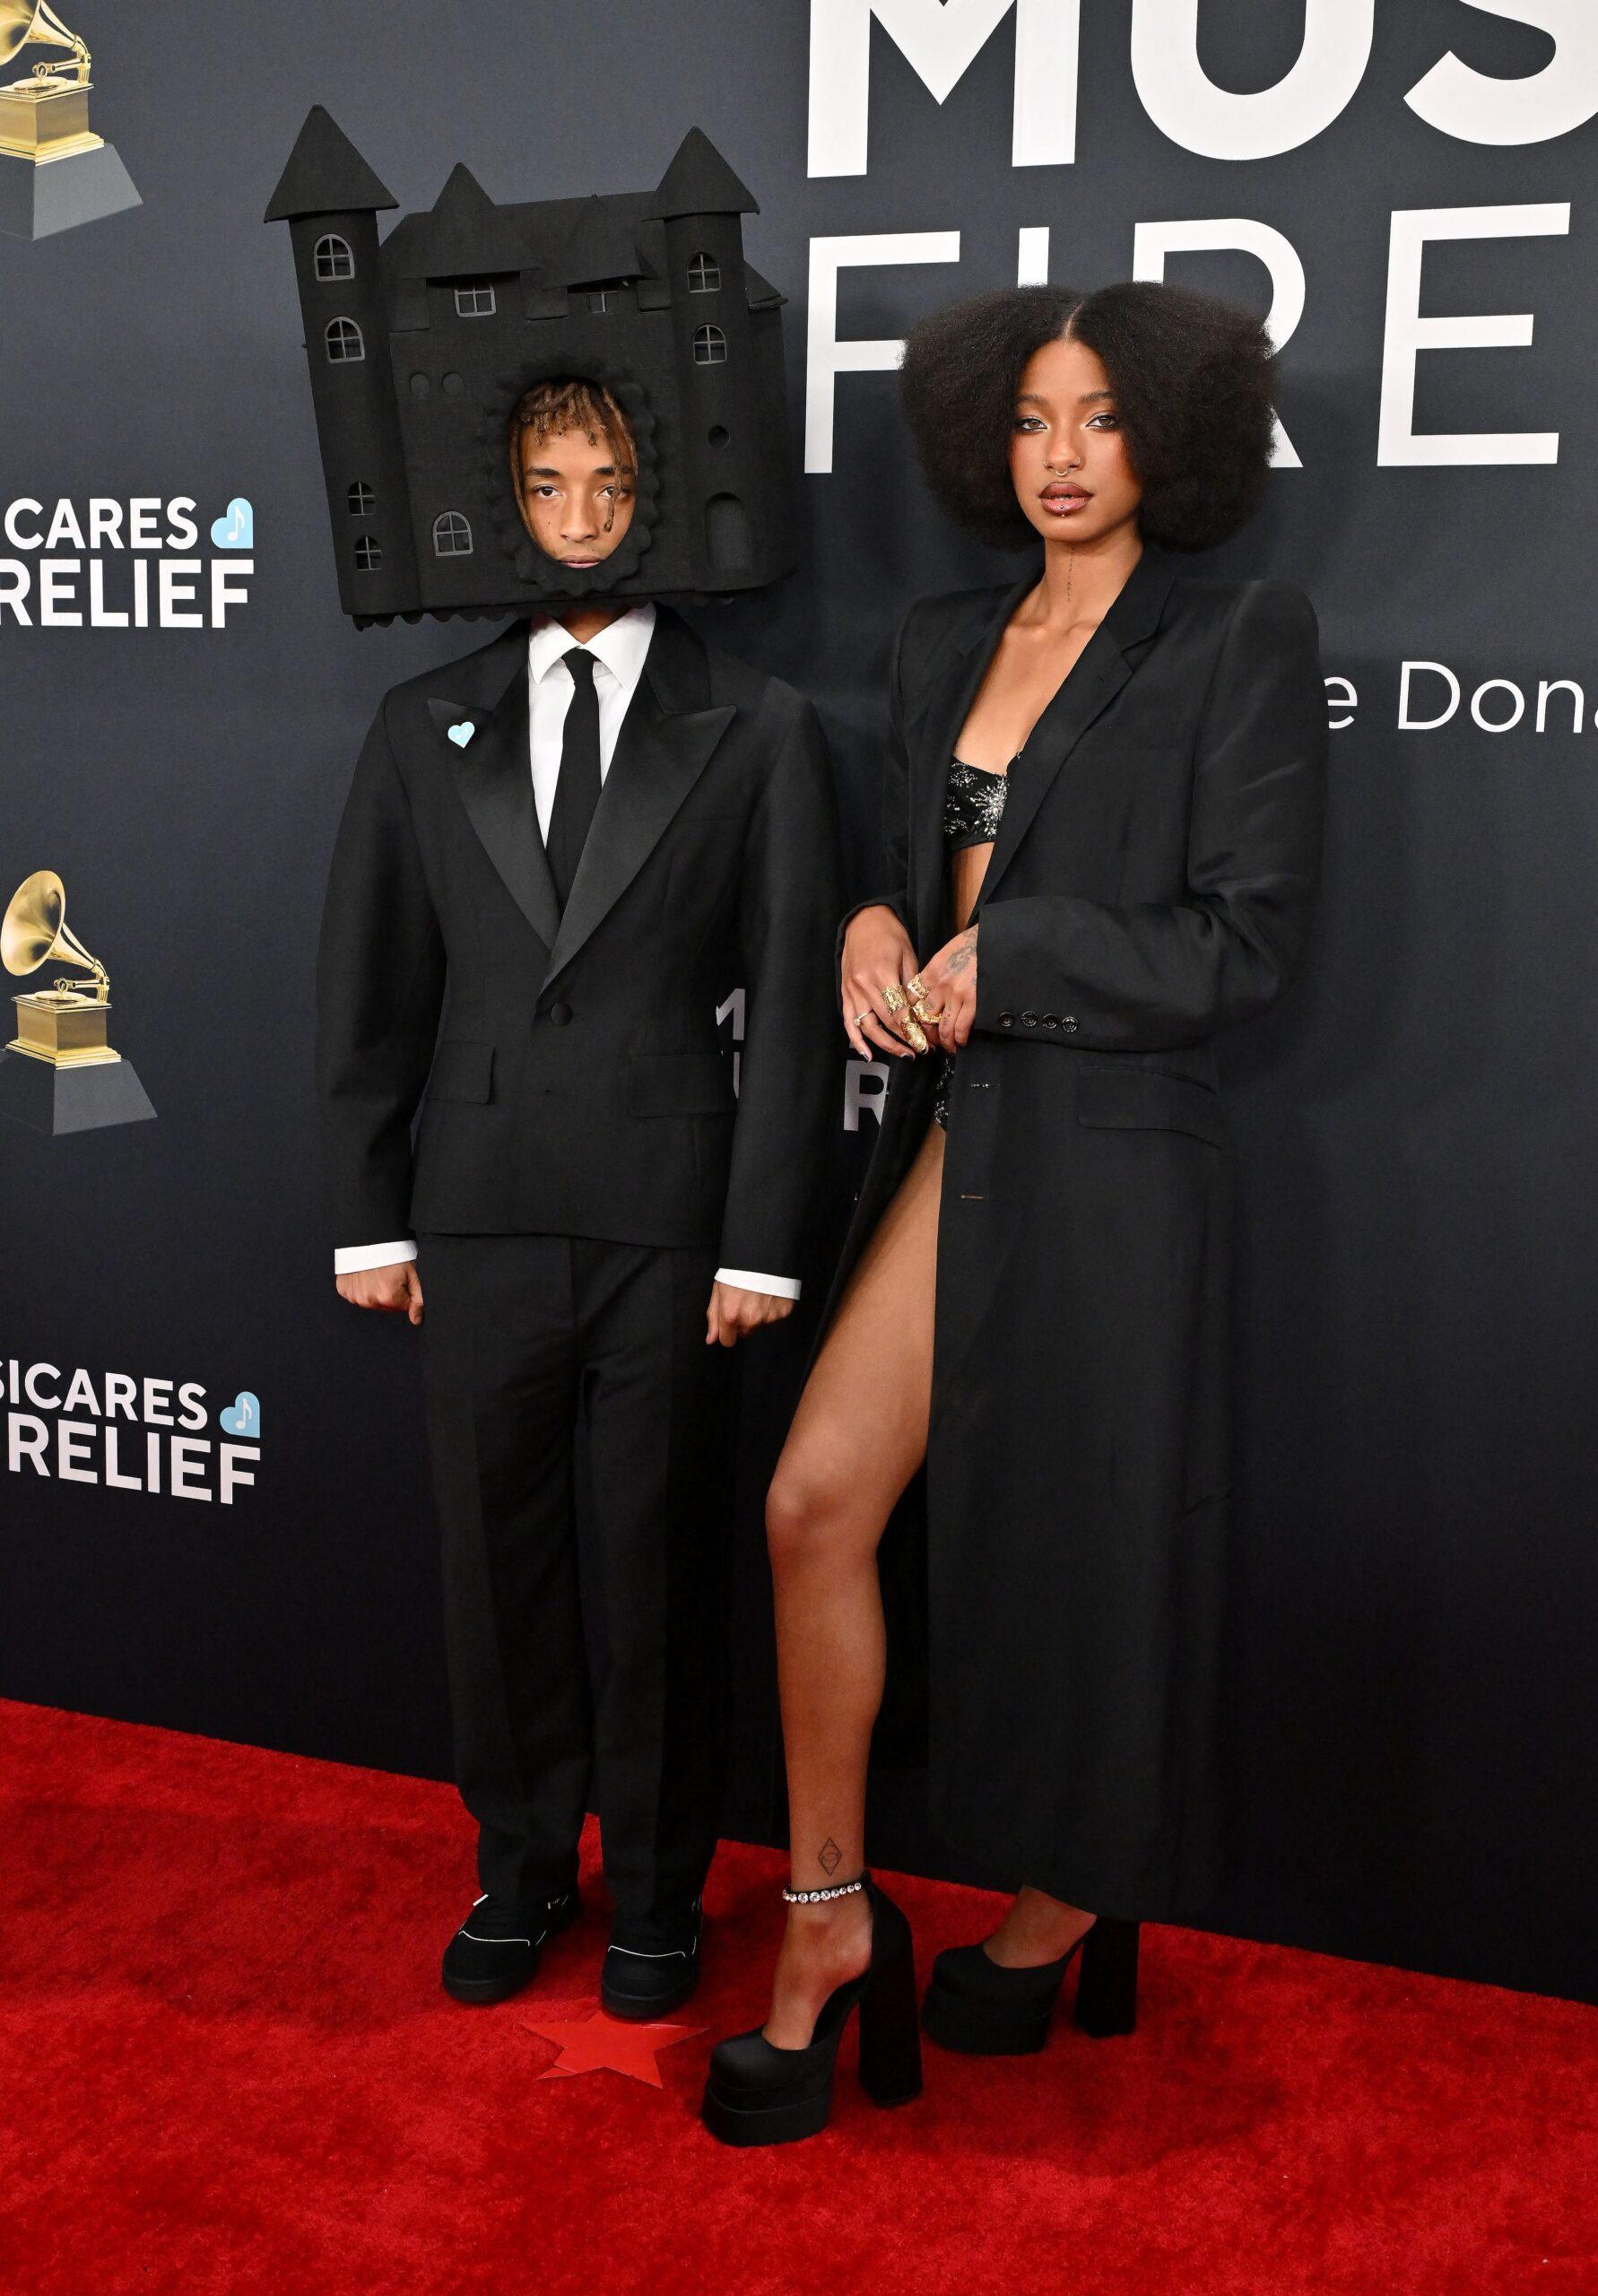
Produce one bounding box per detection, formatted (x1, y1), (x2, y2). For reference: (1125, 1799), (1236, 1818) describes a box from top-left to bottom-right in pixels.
(758, 1118), (944, 2046)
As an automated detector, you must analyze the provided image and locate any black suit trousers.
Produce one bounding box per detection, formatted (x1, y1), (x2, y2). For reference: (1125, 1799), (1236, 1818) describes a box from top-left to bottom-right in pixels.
(414, 1230), (735, 1927)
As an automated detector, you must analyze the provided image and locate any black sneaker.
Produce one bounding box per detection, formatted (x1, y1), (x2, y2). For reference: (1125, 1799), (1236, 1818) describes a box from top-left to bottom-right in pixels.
(440, 1886), (579, 2005)
(600, 1896), (703, 2020)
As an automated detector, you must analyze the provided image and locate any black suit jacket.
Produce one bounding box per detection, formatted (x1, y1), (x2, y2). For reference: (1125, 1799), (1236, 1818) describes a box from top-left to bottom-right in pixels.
(315, 605), (842, 1270)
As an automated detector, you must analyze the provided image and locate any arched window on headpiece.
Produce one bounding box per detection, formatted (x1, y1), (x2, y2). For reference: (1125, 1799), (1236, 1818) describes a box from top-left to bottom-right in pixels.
(432, 511), (473, 558)
(315, 234), (354, 282)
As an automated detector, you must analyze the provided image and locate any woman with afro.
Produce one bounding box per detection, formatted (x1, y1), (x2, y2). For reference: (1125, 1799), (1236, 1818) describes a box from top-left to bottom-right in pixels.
(703, 281), (1328, 2145)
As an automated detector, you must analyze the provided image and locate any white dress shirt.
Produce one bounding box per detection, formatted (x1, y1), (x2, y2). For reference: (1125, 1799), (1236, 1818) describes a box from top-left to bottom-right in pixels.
(334, 603), (799, 1300)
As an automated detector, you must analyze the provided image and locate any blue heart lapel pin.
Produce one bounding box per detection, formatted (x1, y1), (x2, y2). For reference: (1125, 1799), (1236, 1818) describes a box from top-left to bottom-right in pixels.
(429, 696), (486, 753)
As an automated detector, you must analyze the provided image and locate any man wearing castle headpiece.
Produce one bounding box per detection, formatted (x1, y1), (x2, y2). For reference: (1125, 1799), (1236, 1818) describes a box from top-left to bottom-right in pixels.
(267, 114), (841, 2019)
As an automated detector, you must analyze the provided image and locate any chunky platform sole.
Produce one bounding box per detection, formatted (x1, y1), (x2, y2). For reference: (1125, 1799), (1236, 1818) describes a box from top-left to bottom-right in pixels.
(921, 1984), (1055, 2055)
(701, 2031), (922, 2145)
(920, 1918), (1141, 2054)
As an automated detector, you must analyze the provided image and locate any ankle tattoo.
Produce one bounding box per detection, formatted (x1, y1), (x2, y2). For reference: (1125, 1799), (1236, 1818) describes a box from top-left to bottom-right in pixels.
(817, 1838), (841, 1874)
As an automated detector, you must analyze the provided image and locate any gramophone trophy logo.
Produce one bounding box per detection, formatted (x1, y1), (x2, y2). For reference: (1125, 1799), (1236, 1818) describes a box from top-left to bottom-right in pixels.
(0, 1), (140, 242)
(0, 869), (155, 1133)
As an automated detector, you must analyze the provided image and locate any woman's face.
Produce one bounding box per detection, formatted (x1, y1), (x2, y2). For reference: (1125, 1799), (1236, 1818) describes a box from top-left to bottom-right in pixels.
(1008, 332), (1142, 548)
(517, 422), (636, 568)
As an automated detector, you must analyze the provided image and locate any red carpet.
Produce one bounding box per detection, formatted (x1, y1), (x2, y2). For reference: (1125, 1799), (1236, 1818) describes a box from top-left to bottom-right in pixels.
(1, 1699), (1592, 2296)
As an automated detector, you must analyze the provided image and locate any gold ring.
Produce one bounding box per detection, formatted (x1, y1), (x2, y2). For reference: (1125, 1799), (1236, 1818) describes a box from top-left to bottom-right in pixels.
(854, 1008), (872, 1025)
(904, 1019), (928, 1052)
(881, 981), (907, 1013)
(906, 975), (929, 1000)
(911, 997), (943, 1025)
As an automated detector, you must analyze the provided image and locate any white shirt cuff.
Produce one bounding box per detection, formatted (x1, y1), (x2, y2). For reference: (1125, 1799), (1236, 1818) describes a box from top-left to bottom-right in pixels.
(334, 1239), (418, 1274)
(714, 1266), (801, 1300)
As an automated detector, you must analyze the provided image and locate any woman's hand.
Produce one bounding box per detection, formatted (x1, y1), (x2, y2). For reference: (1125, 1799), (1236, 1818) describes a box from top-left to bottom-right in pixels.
(913, 926), (979, 1053)
(840, 904), (925, 1061)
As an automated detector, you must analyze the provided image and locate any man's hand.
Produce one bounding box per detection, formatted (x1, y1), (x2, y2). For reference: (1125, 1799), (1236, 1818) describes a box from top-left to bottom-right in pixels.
(335, 1261), (424, 1326)
(915, 925), (979, 1052)
(706, 1282), (795, 1349)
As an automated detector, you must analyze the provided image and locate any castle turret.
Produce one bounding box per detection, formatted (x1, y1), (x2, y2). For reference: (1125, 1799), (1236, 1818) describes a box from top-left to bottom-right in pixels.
(644, 129), (772, 586)
(265, 107), (418, 622)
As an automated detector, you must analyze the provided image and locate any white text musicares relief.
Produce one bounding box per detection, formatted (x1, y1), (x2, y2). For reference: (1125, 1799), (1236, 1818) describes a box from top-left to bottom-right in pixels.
(0, 496), (254, 628)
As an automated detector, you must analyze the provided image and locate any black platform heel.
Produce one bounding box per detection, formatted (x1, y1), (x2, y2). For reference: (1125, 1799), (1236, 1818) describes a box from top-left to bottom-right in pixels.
(701, 1874), (923, 2146)
(1073, 1914), (1140, 2038)
(921, 1916), (1139, 2054)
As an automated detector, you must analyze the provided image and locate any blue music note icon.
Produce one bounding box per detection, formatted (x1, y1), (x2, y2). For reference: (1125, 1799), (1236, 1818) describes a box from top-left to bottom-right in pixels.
(220, 1390), (260, 1438)
(210, 498), (254, 549)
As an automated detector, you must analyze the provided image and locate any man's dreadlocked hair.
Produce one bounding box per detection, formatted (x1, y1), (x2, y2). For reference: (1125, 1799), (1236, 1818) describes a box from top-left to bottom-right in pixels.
(507, 378), (638, 532)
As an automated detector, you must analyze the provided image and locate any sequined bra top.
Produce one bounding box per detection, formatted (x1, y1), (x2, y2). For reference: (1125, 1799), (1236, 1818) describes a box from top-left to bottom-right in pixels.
(943, 755), (1013, 850)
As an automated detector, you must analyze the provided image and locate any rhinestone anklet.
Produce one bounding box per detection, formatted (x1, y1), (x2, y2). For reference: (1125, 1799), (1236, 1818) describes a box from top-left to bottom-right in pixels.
(782, 1873), (867, 1904)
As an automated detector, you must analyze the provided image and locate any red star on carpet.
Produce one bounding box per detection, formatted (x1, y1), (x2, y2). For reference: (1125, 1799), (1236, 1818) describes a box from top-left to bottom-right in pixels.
(525, 2003), (706, 2088)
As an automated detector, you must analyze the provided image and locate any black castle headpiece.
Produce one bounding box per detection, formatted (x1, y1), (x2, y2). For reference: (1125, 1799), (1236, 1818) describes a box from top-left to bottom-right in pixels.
(265, 109), (795, 626)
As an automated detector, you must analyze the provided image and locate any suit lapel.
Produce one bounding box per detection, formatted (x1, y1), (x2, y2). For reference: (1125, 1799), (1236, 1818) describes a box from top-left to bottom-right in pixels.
(543, 609), (734, 985)
(434, 621), (562, 953)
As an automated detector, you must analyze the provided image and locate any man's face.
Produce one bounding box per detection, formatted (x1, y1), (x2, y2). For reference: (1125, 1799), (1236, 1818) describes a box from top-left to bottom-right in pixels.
(516, 422), (636, 568)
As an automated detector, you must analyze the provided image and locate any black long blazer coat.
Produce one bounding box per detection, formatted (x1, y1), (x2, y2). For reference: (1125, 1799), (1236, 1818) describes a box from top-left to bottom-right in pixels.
(821, 540), (1328, 1923)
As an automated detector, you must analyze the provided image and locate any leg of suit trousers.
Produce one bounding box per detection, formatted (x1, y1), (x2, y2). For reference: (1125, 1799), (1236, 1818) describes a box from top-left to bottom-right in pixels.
(570, 1236), (736, 1931)
(414, 1231), (736, 1925)
(414, 1232), (589, 1909)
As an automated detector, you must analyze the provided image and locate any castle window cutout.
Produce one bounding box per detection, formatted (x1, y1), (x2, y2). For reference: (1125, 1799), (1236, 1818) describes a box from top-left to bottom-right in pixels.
(347, 481), (376, 517)
(687, 251), (720, 294)
(692, 325), (727, 367)
(326, 317), (365, 363)
(432, 511), (473, 558)
(454, 283), (497, 317)
(706, 491), (751, 572)
(352, 535), (383, 571)
(315, 234), (354, 282)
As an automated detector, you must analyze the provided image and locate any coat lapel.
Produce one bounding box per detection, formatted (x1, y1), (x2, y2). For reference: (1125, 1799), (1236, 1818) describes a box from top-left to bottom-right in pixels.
(543, 609), (734, 985)
(906, 576), (1033, 948)
(906, 544), (1177, 940)
(976, 544), (1177, 914)
(433, 622), (562, 954)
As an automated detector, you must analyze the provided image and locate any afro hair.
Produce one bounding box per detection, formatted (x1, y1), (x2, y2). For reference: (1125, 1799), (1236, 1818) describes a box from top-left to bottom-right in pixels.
(898, 279), (1278, 553)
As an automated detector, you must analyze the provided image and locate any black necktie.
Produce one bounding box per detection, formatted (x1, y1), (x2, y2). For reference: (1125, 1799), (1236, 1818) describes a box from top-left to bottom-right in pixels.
(546, 648), (602, 909)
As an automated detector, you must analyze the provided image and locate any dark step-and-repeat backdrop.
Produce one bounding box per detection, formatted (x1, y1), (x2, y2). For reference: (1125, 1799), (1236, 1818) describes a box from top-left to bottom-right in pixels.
(2, 4), (1593, 2001)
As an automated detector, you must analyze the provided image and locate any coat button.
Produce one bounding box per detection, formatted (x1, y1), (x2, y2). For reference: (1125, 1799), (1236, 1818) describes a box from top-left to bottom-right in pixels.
(1020, 1010), (1038, 1029)
(998, 1011), (1014, 1029)
(547, 1001), (572, 1027)
(1042, 1013), (1061, 1030)
(1062, 1015), (1077, 1032)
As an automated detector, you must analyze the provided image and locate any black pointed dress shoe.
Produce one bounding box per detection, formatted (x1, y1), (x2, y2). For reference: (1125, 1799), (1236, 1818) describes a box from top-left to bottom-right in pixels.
(440, 1885), (579, 2005)
(601, 1896), (702, 2020)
